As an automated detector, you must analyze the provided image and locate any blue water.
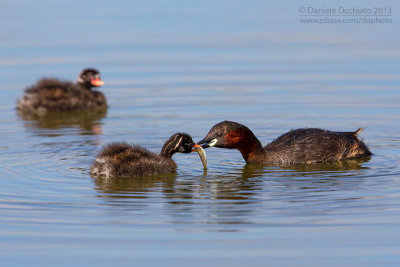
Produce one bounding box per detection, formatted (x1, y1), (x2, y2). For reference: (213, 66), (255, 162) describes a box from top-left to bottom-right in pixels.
(1, 0), (400, 266)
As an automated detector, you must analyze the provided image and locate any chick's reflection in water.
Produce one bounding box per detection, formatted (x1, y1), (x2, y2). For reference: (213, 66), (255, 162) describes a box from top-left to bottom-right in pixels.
(91, 165), (263, 225)
(19, 109), (106, 136)
(93, 174), (177, 197)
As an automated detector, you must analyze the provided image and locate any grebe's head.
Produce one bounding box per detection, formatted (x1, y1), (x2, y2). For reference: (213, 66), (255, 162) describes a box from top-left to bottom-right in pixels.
(198, 121), (256, 149)
(169, 133), (196, 154)
(161, 133), (200, 157)
(161, 133), (207, 168)
(77, 68), (104, 89)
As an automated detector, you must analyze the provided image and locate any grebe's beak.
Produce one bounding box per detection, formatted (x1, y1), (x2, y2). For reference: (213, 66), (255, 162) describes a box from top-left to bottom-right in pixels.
(192, 143), (207, 169)
(197, 138), (217, 149)
(91, 78), (104, 87)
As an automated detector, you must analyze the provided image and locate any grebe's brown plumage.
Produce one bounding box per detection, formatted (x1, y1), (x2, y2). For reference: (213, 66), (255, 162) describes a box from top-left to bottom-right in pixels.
(17, 68), (107, 114)
(198, 121), (372, 165)
(91, 133), (199, 178)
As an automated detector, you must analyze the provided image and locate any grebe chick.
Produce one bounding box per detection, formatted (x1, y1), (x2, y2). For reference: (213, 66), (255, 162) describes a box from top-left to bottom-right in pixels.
(17, 68), (106, 114)
(198, 121), (372, 165)
(91, 133), (206, 178)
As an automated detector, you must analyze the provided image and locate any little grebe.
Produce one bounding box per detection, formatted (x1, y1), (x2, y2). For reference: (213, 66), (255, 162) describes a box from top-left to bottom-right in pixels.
(91, 133), (207, 178)
(198, 121), (371, 165)
(17, 68), (107, 114)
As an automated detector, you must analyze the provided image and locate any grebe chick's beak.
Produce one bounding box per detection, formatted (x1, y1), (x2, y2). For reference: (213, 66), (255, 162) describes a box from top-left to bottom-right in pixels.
(192, 143), (207, 169)
(90, 78), (104, 87)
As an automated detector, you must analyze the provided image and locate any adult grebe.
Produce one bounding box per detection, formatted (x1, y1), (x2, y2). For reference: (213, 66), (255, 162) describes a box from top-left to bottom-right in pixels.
(198, 121), (371, 165)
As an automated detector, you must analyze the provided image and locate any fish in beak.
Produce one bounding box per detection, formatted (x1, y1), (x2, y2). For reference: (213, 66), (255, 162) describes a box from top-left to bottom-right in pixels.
(192, 143), (207, 169)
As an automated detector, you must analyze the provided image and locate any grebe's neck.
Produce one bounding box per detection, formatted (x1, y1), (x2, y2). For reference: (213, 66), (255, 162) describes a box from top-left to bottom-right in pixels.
(236, 133), (265, 164)
(77, 82), (93, 91)
(160, 137), (180, 158)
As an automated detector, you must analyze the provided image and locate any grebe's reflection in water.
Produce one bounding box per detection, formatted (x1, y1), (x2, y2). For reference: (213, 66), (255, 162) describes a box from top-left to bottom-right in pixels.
(19, 109), (107, 137)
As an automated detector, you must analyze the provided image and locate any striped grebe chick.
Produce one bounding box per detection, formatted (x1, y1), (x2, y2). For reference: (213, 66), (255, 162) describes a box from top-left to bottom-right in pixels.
(17, 68), (107, 114)
(91, 133), (207, 178)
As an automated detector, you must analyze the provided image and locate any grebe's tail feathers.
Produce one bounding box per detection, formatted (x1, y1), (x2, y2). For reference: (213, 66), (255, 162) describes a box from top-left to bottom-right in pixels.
(353, 127), (365, 137)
